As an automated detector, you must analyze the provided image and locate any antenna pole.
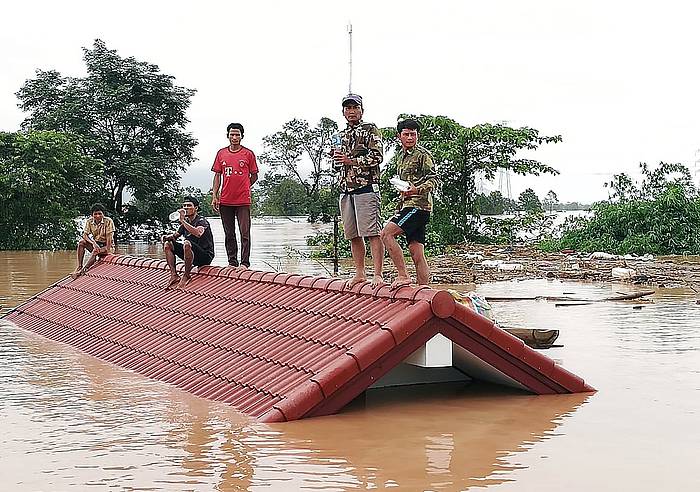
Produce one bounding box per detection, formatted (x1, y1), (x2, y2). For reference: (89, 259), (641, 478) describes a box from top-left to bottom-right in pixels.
(348, 22), (353, 93)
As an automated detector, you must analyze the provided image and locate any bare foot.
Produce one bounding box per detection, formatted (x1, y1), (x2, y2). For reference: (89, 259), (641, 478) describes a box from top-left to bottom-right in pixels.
(390, 277), (412, 290)
(166, 275), (180, 289)
(177, 275), (191, 289)
(70, 268), (84, 279)
(239, 265), (248, 270)
(371, 275), (385, 287)
(346, 275), (367, 288)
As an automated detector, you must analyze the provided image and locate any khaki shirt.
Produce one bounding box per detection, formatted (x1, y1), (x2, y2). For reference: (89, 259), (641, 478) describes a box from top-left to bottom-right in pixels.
(334, 121), (383, 192)
(396, 144), (438, 212)
(83, 217), (115, 252)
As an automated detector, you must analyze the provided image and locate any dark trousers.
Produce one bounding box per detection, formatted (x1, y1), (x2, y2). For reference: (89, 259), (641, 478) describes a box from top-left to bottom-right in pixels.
(220, 205), (251, 267)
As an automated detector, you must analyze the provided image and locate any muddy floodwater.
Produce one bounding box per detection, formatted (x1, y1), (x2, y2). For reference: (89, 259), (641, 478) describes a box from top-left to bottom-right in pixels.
(1, 218), (699, 491)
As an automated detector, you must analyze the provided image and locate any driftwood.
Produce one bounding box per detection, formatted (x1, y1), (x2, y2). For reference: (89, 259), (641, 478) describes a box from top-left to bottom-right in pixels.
(486, 290), (655, 303)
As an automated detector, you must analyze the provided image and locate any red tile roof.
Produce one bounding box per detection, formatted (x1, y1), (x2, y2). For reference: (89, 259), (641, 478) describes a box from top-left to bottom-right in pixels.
(4, 254), (593, 422)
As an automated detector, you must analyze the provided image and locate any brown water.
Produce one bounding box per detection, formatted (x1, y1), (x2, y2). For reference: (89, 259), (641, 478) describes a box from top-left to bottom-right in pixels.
(1, 218), (699, 491)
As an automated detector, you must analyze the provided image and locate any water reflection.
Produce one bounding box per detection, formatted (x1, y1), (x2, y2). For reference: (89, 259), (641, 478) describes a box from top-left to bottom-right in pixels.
(262, 385), (589, 491)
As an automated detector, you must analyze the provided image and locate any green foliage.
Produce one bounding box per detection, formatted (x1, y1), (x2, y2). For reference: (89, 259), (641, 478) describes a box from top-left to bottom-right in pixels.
(0, 131), (102, 250)
(518, 188), (543, 212)
(543, 190), (559, 212)
(16, 39), (197, 227)
(382, 115), (561, 244)
(259, 118), (339, 221)
(256, 175), (312, 216)
(482, 211), (554, 245)
(541, 162), (700, 255)
(306, 229), (351, 259)
(473, 191), (518, 215)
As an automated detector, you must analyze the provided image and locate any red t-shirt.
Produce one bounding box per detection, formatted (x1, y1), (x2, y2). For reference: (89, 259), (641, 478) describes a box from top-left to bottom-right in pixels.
(211, 146), (258, 206)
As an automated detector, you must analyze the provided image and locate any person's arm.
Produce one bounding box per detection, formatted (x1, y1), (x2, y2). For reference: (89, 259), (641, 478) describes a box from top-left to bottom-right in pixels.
(250, 173), (258, 186)
(179, 218), (205, 238)
(161, 231), (181, 243)
(104, 233), (113, 253)
(212, 173), (221, 212)
(402, 153), (438, 198)
(415, 153), (438, 194)
(102, 219), (115, 253)
(82, 221), (96, 246)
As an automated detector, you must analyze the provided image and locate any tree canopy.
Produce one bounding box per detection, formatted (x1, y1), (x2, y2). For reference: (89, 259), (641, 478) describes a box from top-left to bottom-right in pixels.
(0, 131), (102, 250)
(542, 162), (700, 255)
(259, 117), (339, 220)
(16, 39), (197, 222)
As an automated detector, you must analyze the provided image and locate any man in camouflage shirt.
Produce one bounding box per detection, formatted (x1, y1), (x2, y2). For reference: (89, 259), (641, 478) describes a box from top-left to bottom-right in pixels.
(333, 93), (385, 287)
(380, 118), (438, 288)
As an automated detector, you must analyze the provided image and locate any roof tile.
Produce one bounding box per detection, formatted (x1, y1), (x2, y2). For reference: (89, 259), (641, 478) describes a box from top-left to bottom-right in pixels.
(3, 254), (594, 421)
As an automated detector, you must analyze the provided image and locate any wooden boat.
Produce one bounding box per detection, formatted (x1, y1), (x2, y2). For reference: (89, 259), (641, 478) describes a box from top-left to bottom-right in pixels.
(502, 327), (560, 349)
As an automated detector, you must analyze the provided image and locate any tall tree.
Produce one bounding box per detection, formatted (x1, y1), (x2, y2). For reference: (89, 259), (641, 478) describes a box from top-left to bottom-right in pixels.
(518, 188), (543, 212)
(0, 131), (102, 250)
(16, 39), (197, 221)
(260, 117), (338, 220)
(543, 189), (559, 212)
(383, 115), (560, 242)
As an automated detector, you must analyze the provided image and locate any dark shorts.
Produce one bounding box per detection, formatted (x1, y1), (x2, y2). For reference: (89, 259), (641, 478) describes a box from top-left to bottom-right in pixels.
(173, 240), (213, 267)
(390, 207), (430, 244)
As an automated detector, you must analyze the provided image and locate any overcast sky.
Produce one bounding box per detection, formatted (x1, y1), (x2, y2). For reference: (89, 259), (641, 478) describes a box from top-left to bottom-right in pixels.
(2, 1), (699, 202)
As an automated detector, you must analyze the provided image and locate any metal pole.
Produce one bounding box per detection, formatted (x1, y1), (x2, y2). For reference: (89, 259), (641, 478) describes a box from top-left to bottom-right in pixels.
(348, 22), (353, 94)
(333, 214), (339, 275)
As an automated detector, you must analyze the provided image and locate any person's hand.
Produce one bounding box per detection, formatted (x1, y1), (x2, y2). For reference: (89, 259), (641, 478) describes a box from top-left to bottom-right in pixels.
(333, 150), (352, 166)
(178, 208), (186, 222)
(401, 185), (419, 197)
(212, 196), (220, 213)
(161, 234), (171, 243)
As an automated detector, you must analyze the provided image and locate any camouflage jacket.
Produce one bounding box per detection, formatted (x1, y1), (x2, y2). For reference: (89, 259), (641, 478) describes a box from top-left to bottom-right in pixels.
(334, 121), (383, 192)
(396, 144), (438, 211)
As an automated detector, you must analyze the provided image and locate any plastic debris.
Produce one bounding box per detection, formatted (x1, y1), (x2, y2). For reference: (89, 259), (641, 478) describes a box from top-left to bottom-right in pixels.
(612, 267), (636, 279)
(480, 260), (504, 268)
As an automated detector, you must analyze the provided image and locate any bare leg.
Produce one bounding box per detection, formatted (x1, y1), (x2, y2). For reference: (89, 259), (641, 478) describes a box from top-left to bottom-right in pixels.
(83, 251), (100, 271)
(409, 241), (430, 285)
(163, 241), (180, 287)
(347, 237), (367, 287)
(367, 235), (384, 286)
(72, 239), (93, 278)
(380, 223), (412, 289)
(177, 241), (194, 288)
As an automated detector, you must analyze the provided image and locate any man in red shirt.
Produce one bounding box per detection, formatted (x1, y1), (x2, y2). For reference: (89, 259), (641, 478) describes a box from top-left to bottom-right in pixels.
(211, 123), (259, 268)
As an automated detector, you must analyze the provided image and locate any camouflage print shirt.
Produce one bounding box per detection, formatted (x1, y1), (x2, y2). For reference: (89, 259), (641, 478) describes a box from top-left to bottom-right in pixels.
(334, 121), (383, 192)
(396, 144), (438, 212)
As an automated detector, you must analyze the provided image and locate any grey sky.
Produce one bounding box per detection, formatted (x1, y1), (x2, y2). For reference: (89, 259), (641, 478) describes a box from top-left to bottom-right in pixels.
(2, 1), (698, 202)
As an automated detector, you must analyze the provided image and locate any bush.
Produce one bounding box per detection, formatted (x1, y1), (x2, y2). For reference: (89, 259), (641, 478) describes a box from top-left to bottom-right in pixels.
(541, 178), (700, 255)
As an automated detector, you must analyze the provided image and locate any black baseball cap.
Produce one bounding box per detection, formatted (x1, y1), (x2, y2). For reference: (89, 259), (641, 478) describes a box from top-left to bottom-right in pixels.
(342, 94), (363, 107)
(183, 195), (199, 207)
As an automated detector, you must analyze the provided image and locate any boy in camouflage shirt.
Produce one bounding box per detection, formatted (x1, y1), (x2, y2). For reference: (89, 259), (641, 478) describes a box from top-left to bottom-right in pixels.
(380, 118), (438, 288)
(333, 93), (385, 287)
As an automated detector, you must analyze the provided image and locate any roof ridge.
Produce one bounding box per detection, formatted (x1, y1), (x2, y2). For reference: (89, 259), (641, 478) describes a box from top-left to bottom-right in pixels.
(100, 254), (452, 306)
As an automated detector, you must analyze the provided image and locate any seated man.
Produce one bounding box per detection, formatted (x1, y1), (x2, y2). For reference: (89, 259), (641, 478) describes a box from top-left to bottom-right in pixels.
(161, 196), (215, 288)
(72, 203), (115, 278)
